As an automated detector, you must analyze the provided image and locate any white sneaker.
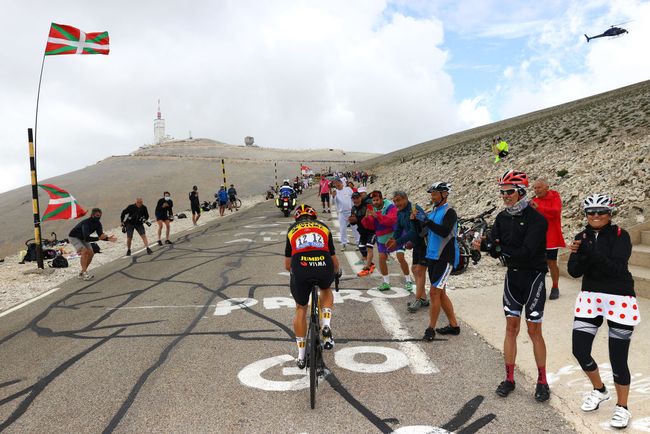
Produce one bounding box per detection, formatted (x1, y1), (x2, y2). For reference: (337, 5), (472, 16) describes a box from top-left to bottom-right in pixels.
(341, 244), (346, 251)
(610, 405), (631, 428)
(581, 388), (611, 411)
(80, 272), (95, 281)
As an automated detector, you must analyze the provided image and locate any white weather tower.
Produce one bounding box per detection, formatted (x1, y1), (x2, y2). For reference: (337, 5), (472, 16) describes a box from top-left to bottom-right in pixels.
(154, 99), (165, 144)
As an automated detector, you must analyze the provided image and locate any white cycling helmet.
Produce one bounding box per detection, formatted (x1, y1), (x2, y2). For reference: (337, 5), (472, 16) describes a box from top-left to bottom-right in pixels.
(427, 182), (452, 193)
(583, 194), (614, 211)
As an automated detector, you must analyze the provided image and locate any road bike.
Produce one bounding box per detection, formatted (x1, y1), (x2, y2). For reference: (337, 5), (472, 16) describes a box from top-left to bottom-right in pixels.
(227, 197), (242, 211)
(306, 272), (339, 409)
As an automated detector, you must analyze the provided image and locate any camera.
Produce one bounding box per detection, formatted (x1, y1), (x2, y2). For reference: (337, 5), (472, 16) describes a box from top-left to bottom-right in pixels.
(145, 221), (152, 227)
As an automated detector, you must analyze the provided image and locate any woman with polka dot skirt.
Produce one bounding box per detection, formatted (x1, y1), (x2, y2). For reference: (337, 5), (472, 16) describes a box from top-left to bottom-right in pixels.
(568, 194), (640, 429)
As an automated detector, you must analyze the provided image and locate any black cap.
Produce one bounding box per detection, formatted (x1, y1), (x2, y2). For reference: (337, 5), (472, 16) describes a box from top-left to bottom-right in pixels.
(352, 192), (361, 198)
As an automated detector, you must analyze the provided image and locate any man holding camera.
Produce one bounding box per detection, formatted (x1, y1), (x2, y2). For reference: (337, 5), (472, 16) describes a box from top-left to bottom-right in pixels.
(121, 197), (153, 256)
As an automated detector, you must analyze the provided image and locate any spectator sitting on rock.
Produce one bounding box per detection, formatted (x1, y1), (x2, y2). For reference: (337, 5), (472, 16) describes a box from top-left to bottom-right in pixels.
(492, 136), (510, 163)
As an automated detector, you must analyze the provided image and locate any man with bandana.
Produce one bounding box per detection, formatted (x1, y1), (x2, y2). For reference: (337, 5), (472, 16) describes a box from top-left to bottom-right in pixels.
(474, 170), (550, 403)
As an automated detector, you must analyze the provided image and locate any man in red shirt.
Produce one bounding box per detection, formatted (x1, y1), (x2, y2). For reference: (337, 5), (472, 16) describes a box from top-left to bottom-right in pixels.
(531, 178), (566, 300)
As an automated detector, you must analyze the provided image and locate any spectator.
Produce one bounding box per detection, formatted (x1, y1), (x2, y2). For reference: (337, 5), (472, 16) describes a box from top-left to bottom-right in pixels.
(349, 191), (376, 276)
(216, 186), (229, 217)
(120, 198), (153, 256)
(492, 136), (509, 163)
(228, 184), (239, 212)
(567, 194), (639, 429)
(155, 192), (174, 245)
(68, 208), (116, 280)
(531, 178), (566, 300)
(331, 178), (356, 250)
(189, 185), (201, 226)
(476, 170), (550, 402)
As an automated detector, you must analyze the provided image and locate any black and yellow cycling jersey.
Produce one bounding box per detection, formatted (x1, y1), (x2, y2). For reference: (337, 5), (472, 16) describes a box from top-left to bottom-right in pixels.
(285, 219), (336, 258)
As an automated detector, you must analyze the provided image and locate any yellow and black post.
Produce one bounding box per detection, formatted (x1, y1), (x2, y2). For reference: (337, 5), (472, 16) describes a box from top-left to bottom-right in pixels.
(221, 158), (227, 189)
(27, 128), (44, 269)
(274, 162), (278, 191)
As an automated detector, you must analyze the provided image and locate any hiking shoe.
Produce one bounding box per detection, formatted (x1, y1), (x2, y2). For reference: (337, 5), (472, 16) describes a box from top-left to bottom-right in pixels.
(549, 287), (560, 300)
(407, 298), (427, 313)
(357, 267), (371, 277)
(436, 324), (461, 335)
(146, 247), (153, 255)
(377, 282), (391, 291)
(496, 380), (515, 397)
(296, 358), (306, 369)
(404, 281), (414, 292)
(354, 259), (366, 265)
(165, 240), (173, 245)
(610, 405), (631, 429)
(423, 327), (436, 341)
(157, 240), (163, 246)
(126, 249), (131, 256)
(581, 388), (611, 411)
(535, 383), (550, 402)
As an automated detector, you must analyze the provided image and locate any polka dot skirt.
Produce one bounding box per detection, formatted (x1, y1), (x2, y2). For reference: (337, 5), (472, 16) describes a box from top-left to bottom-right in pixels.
(574, 291), (641, 326)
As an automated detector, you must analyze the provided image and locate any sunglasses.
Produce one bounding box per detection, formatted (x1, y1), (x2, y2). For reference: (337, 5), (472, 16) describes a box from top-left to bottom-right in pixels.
(499, 189), (517, 196)
(586, 210), (611, 216)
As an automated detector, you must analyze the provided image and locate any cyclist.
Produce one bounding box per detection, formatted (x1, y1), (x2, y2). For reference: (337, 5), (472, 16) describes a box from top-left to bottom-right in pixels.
(568, 194), (640, 429)
(227, 184), (239, 211)
(416, 183), (460, 337)
(284, 205), (340, 369)
(475, 170), (550, 402)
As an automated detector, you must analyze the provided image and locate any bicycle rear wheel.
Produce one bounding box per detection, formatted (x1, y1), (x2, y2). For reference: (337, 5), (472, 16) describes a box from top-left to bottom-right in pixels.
(309, 319), (318, 409)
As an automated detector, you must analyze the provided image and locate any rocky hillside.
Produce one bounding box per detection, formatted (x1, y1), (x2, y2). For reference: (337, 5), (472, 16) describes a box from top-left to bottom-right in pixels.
(365, 80), (650, 237)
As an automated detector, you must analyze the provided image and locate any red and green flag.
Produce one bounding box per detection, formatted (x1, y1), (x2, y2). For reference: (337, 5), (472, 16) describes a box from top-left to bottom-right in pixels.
(39, 184), (87, 221)
(45, 23), (109, 56)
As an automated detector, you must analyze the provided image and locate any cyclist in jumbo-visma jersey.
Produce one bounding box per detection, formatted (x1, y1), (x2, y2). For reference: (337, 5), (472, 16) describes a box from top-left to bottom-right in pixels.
(284, 205), (341, 369)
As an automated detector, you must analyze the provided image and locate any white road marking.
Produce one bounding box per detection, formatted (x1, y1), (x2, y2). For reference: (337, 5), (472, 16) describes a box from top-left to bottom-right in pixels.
(107, 305), (217, 310)
(244, 224), (280, 228)
(213, 298), (258, 315)
(335, 346), (409, 373)
(263, 237), (278, 242)
(238, 354), (309, 391)
(371, 298), (439, 374)
(234, 231), (257, 236)
(0, 287), (60, 318)
(224, 238), (255, 244)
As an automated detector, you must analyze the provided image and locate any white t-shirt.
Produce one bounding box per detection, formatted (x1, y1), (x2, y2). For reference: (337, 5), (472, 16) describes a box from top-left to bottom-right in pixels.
(334, 186), (353, 212)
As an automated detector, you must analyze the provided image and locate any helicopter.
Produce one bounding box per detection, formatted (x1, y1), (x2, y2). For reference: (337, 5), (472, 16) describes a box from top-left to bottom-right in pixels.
(584, 24), (629, 42)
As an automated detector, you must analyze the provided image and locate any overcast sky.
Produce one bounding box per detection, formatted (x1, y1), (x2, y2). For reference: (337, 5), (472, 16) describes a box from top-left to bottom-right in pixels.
(1, 0), (649, 193)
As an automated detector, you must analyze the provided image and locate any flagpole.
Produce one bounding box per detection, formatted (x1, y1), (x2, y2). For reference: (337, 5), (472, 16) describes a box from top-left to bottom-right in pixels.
(27, 128), (44, 269)
(34, 53), (46, 167)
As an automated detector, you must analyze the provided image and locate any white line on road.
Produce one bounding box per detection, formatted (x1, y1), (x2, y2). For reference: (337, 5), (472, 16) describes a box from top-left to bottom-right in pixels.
(107, 305), (218, 310)
(0, 287), (60, 318)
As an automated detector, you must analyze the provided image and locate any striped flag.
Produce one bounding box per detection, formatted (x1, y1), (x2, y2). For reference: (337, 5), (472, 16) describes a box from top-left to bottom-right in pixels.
(45, 23), (109, 56)
(39, 184), (87, 221)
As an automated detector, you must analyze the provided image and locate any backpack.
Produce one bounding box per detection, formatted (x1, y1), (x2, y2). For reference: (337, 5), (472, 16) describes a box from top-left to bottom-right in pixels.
(177, 213), (187, 219)
(24, 243), (38, 262)
(49, 255), (69, 268)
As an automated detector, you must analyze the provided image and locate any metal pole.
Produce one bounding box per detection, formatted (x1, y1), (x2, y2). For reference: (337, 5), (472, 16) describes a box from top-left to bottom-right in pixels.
(28, 128), (44, 269)
(34, 53), (46, 167)
(221, 158), (227, 189)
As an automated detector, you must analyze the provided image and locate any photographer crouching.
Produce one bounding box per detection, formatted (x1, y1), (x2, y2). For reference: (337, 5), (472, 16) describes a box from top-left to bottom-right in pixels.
(121, 197), (153, 256)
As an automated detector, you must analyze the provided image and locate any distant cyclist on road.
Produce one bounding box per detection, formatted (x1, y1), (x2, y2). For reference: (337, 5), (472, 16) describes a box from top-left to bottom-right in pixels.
(568, 194), (640, 429)
(285, 205), (341, 369)
(475, 170), (550, 402)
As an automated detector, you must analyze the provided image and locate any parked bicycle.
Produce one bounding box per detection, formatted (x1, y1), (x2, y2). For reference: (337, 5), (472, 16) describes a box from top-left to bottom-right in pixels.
(458, 205), (496, 266)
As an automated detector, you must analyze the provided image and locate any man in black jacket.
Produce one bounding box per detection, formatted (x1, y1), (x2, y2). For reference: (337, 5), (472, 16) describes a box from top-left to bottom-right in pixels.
(121, 198), (153, 256)
(349, 190), (375, 276)
(68, 208), (117, 280)
(474, 170), (550, 403)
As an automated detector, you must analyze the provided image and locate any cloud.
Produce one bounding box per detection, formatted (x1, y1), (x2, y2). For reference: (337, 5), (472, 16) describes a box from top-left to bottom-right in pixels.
(0, 0), (492, 193)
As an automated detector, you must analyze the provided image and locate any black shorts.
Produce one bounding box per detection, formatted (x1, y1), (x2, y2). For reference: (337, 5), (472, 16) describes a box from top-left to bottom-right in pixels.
(545, 248), (558, 261)
(503, 269), (546, 322)
(498, 150), (509, 158)
(125, 224), (145, 238)
(191, 204), (201, 215)
(290, 254), (334, 306)
(358, 231), (376, 248)
(412, 243), (428, 266)
(155, 213), (170, 221)
(320, 193), (330, 204)
(229, 196), (236, 203)
(427, 259), (453, 288)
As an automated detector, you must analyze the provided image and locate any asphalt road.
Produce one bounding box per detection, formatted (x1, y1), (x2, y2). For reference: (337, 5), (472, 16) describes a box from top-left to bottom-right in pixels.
(0, 194), (576, 433)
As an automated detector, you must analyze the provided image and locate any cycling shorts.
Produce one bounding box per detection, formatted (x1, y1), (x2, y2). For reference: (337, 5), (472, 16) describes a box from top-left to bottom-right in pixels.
(191, 204), (201, 215)
(503, 269), (546, 322)
(155, 213), (170, 221)
(125, 223), (145, 237)
(545, 248), (558, 261)
(290, 254), (334, 306)
(229, 195), (237, 202)
(427, 259), (453, 288)
(412, 243), (428, 266)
